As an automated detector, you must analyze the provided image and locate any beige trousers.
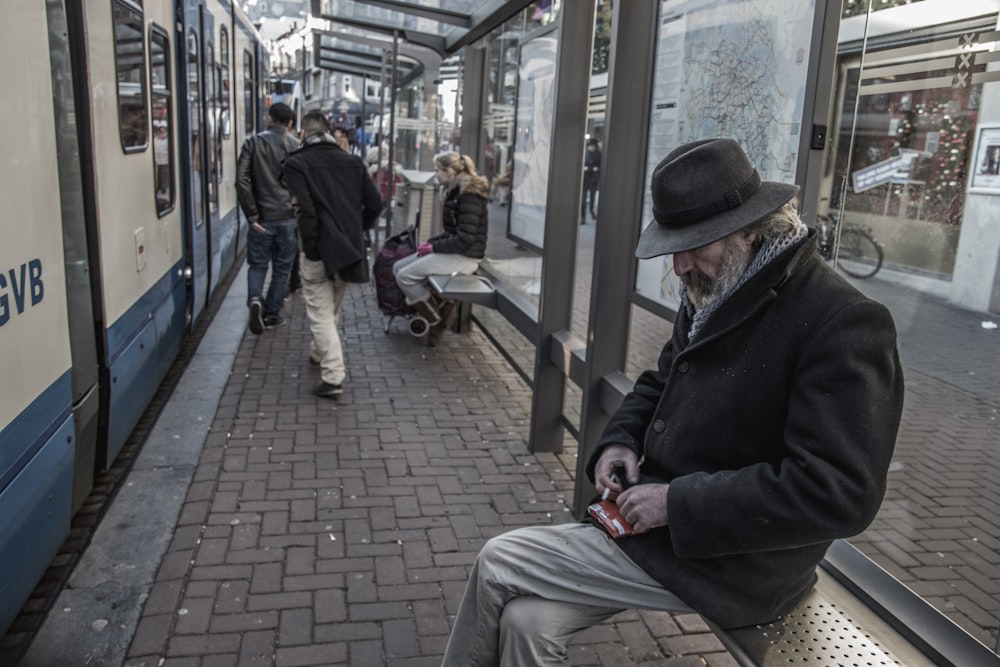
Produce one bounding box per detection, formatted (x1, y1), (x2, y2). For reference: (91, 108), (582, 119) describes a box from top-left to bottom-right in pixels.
(440, 522), (694, 667)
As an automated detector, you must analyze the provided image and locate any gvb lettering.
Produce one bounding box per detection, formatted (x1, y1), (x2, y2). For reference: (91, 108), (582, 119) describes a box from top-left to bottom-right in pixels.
(0, 259), (44, 326)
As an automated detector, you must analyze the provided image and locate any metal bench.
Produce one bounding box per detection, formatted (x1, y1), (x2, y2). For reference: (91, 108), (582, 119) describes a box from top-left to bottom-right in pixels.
(710, 540), (1000, 666)
(427, 272), (497, 309)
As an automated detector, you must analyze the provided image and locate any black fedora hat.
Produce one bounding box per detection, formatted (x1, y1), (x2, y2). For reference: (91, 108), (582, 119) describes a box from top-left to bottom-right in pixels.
(635, 139), (799, 258)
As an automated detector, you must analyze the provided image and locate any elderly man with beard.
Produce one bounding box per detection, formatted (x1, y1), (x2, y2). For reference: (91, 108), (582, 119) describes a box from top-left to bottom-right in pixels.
(440, 138), (905, 667)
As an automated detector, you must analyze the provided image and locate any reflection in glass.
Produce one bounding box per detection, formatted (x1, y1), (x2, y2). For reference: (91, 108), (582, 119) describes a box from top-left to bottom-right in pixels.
(113, 0), (148, 150)
(244, 50), (254, 134)
(206, 42), (219, 212)
(188, 30), (204, 228)
(150, 27), (174, 214)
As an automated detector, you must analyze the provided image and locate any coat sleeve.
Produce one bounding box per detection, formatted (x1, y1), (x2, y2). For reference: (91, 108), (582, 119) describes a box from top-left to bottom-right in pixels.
(236, 137), (258, 222)
(667, 299), (904, 559)
(586, 339), (675, 482)
(283, 160), (321, 260)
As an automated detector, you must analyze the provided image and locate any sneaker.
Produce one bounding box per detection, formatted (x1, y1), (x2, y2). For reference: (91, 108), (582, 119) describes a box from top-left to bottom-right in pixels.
(312, 380), (343, 398)
(263, 315), (287, 329)
(248, 299), (264, 335)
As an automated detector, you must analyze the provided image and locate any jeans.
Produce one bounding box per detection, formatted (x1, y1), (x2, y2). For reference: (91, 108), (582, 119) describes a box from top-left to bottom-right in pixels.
(440, 523), (693, 667)
(392, 252), (481, 304)
(299, 255), (348, 385)
(246, 218), (297, 318)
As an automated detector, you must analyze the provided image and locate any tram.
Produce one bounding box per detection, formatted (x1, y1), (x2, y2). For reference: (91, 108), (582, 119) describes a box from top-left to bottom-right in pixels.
(0, 0), (269, 635)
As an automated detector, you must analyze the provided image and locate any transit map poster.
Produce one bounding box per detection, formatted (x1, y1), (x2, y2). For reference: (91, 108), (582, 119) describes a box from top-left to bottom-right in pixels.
(635, 0), (818, 309)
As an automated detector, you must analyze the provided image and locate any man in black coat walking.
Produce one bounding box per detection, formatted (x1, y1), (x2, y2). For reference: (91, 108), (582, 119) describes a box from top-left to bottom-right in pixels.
(441, 139), (905, 666)
(283, 111), (382, 398)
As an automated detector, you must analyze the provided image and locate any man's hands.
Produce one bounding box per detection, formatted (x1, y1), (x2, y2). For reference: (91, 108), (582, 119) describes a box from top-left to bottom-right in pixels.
(594, 444), (639, 495)
(594, 444), (669, 534)
(417, 242), (433, 256)
(251, 221), (266, 234)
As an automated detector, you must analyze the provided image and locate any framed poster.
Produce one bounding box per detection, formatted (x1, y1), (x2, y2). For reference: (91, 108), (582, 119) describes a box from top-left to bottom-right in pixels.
(969, 124), (1000, 194)
(634, 0), (818, 310)
(508, 25), (558, 252)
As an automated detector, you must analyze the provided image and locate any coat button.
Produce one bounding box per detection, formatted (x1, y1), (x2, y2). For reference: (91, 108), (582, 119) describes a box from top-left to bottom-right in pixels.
(652, 420), (665, 433)
(677, 361), (689, 373)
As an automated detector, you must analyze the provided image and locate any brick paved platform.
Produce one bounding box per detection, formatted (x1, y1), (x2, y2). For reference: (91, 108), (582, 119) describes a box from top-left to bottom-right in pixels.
(15, 240), (1000, 664)
(19, 275), (738, 666)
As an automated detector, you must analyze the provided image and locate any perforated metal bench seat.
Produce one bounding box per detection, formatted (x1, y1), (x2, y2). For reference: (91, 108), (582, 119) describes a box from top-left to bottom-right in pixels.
(427, 272), (497, 308)
(712, 568), (935, 666)
(709, 540), (999, 666)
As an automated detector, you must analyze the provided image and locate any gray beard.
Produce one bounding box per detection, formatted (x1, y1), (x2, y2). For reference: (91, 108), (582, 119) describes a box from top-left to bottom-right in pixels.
(682, 238), (753, 311)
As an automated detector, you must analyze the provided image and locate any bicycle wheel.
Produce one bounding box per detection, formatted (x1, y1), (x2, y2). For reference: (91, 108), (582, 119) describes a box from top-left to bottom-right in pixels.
(836, 228), (883, 279)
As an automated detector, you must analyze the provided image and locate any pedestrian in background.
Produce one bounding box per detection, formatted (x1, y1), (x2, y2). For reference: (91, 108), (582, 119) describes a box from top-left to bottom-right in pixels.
(581, 138), (601, 224)
(236, 102), (301, 334)
(283, 111), (382, 398)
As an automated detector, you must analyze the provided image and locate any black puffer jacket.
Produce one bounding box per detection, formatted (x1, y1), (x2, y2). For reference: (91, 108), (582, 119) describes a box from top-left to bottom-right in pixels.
(429, 177), (490, 258)
(236, 124), (300, 222)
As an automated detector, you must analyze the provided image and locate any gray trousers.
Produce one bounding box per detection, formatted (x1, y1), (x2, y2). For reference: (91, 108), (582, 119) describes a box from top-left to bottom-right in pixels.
(392, 252), (480, 304)
(440, 523), (694, 666)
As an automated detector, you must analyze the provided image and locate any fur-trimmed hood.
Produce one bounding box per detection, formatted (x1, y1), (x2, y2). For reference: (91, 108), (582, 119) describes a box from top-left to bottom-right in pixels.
(456, 172), (491, 200)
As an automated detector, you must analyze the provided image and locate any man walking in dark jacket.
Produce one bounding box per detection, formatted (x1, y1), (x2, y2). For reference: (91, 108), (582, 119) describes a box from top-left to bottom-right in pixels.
(236, 102), (301, 334)
(440, 139), (905, 666)
(283, 111), (382, 398)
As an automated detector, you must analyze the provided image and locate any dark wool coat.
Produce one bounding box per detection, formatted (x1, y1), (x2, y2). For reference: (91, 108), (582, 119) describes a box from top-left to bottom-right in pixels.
(429, 178), (490, 258)
(589, 232), (904, 629)
(283, 141), (382, 283)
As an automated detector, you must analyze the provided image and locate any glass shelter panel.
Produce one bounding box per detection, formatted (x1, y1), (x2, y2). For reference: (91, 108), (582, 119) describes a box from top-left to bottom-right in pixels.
(818, 2), (1000, 648)
(479, 6), (562, 315)
(635, 0), (817, 310)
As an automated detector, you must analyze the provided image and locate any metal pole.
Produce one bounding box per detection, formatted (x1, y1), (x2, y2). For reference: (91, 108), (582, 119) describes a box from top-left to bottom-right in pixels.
(387, 30), (399, 236)
(379, 49), (389, 241)
(361, 74), (367, 148)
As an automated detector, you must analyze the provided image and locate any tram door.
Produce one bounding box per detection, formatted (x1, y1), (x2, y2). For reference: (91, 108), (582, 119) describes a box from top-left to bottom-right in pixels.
(179, 1), (219, 328)
(49, 0), (100, 514)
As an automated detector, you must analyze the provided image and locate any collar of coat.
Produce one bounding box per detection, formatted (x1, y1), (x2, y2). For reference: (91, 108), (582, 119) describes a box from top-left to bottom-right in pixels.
(675, 230), (819, 349)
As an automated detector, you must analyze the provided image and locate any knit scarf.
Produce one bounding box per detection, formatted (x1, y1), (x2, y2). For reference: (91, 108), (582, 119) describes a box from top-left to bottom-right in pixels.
(683, 219), (808, 341)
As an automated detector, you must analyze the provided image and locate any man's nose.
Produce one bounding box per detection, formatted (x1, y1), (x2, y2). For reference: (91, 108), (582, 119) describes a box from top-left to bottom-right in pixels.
(673, 251), (693, 276)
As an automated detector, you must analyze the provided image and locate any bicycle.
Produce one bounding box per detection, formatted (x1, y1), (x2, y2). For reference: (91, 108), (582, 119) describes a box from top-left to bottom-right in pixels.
(814, 210), (884, 279)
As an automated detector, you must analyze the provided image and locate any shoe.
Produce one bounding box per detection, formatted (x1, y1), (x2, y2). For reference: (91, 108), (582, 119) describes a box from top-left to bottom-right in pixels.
(263, 315), (287, 329)
(411, 297), (441, 326)
(248, 299), (264, 335)
(312, 380), (343, 398)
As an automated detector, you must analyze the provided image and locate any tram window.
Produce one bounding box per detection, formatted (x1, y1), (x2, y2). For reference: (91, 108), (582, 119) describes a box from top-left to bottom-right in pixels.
(206, 41), (219, 212)
(188, 30), (204, 229)
(112, 0), (149, 152)
(219, 26), (231, 139)
(149, 25), (174, 216)
(244, 50), (254, 134)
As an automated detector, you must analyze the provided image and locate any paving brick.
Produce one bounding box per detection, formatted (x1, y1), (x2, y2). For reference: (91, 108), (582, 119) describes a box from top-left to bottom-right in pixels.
(32, 272), (994, 667)
(274, 642), (347, 666)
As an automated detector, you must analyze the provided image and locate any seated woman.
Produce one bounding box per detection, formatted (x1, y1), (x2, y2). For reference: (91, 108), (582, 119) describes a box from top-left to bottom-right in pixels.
(393, 152), (490, 346)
